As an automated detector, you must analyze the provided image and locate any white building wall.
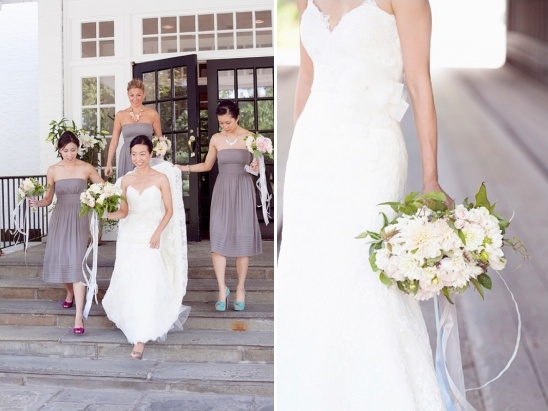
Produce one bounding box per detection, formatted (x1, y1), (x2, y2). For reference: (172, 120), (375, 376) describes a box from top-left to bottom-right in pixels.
(0, 2), (40, 176)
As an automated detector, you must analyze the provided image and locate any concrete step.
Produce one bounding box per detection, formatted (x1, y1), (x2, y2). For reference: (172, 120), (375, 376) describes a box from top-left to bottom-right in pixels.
(0, 299), (274, 331)
(0, 326), (273, 363)
(0, 265), (274, 281)
(0, 354), (274, 396)
(0, 382), (274, 410)
(0, 278), (274, 303)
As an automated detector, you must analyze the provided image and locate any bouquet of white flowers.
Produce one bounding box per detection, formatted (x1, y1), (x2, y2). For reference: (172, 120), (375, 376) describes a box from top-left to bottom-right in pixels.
(79, 182), (124, 218)
(79, 181), (124, 318)
(152, 135), (172, 158)
(358, 183), (524, 302)
(78, 131), (107, 159)
(17, 178), (50, 210)
(243, 133), (273, 225)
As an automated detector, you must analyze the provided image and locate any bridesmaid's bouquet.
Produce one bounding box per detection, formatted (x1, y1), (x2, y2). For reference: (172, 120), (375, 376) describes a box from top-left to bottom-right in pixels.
(357, 183), (525, 302)
(244, 133), (273, 176)
(152, 135), (172, 158)
(243, 133), (273, 225)
(79, 182), (124, 218)
(17, 178), (50, 211)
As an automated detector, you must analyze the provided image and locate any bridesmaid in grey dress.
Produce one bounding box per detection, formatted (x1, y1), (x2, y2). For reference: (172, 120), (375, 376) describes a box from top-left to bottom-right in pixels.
(32, 131), (103, 334)
(176, 100), (262, 311)
(105, 79), (162, 179)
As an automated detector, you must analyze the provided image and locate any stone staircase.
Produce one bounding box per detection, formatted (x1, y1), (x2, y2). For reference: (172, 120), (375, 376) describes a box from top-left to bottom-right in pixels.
(0, 241), (274, 408)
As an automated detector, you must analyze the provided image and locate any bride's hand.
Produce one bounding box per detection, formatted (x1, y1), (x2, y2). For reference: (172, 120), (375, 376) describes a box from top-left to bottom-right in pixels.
(149, 233), (161, 249)
(422, 182), (453, 207)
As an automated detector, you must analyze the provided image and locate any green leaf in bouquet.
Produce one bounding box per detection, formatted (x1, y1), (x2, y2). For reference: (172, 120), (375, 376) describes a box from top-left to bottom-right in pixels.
(404, 192), (420, 203)
(399, 205), (416, 215)
(379, 272), (392, 286)
(458, 230), (466, 245)
(378, 201), (401, 213)
(355, 231), (370, 239)
(381, 212), (389, 227)
(442, 287), (454, 304)
(369, 253), (379, 272)
(477, 273), (492, 290)
(474, 182), (491, 209)
(469, 277), (485, 299)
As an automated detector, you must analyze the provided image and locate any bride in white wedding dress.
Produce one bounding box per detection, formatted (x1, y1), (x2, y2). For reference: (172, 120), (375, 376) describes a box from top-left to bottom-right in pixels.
(102, 135), (189, 360)
(277, 0), (450, 409)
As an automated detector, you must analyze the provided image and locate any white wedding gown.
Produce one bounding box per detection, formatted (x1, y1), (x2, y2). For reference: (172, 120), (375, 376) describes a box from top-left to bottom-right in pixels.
(103, 162), (189, 344)
(277, 1), (446, 410)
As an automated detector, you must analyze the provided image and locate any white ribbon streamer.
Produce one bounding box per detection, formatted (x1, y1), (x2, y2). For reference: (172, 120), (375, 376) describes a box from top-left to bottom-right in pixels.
(256, 156), (272, 226)
(11, 198), (30, 252)
(82, 210), (99, 319)
(434, 271), (521, 410)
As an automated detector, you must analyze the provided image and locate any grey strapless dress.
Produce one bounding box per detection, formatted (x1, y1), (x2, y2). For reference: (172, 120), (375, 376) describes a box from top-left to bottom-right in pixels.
(43, 178), (89, 283)
(118, 123), (153, 177)
(210, 149), (262, 257)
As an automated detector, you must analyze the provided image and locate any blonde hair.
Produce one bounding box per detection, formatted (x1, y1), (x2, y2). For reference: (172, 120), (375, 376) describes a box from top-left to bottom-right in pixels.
(127, 79), (145, 92)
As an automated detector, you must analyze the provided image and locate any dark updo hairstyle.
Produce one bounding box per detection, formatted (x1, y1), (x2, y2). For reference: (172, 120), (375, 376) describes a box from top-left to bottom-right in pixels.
(58, 131), (80, 150)
(129, 135), (153, 153)
(216, 100), (239, 118)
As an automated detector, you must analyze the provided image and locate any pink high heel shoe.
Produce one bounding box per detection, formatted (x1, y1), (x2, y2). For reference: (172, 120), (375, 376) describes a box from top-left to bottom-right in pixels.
(62, 300), (74, 309)
(73, 319), (84, 334)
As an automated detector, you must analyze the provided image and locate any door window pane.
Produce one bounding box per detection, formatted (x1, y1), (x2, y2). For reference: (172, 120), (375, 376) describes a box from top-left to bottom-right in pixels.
(143, 72), (156, 100)
(82, 77), (97, 106)
(174, 67), (187, 98)
(100, 107), (115, 132)
(99, 76), (115, 104)
(82, 108), (97, 130)
(218, 70), (235, 99)
(237, 69), (255, 98)
(257, 100), (274, 130)
(174, 100), (189, 130)
(158, 101), (172, 132)
(257, 68), (273, 97)
(158, 69), (172, 99)
(238, 101), (255, 130)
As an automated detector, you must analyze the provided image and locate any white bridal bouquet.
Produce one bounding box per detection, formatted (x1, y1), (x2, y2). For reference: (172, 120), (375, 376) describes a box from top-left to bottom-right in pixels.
(358, 183), (524, 302)
(79, 181), (125, 318)
(79, 182), (124, 218)
(152, 135), (172, 158)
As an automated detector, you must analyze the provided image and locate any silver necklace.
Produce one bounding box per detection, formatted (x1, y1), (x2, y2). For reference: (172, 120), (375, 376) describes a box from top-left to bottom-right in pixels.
(225, 128), (240, 145)
(129, 108), (144, 122)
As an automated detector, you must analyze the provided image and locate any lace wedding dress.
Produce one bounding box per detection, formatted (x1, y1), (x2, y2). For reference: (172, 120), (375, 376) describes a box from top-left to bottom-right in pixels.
(277, 1), (446, 409)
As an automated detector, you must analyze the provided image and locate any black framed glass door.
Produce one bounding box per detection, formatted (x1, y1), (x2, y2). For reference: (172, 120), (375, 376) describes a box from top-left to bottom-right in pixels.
(133, 54), (200, 241)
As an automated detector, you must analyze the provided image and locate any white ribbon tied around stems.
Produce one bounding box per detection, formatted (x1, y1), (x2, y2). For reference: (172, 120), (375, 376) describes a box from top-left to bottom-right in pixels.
(11, 198), (30, 252)
(434, 270), (522, 411)
(82, 210), (99, 319)
(256, 156), (271, 225)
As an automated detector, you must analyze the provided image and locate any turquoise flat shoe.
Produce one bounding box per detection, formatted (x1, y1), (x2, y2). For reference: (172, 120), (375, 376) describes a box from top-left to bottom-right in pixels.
(215, 286), (230, 311)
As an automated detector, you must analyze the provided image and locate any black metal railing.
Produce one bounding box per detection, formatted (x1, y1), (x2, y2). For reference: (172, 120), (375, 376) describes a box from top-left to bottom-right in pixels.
(0, 175), (49, 250)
